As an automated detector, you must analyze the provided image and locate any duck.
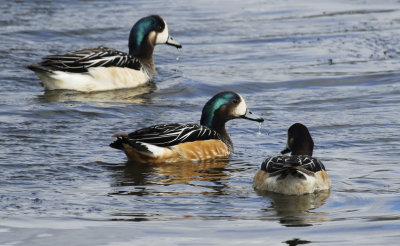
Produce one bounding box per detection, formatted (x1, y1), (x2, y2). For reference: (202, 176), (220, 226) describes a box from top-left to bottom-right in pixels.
(28, 15), (182, 92)
(110, 91), (264, 163)
(253, 123), (330, 195)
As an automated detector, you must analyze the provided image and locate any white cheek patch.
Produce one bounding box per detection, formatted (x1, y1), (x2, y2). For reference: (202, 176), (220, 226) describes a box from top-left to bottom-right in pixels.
(233, 95), (247, 117)
(156, 22), (169, 44)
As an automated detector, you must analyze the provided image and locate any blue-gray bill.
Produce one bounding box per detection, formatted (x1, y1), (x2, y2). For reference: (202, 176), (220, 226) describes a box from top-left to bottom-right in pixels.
(166, 36), (182, 48)
(242, 109), (264, 122)
(281, 147), (290, 154)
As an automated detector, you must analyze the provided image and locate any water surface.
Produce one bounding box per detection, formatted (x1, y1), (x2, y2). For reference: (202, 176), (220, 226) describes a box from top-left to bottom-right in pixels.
(1, 0), (400, 245)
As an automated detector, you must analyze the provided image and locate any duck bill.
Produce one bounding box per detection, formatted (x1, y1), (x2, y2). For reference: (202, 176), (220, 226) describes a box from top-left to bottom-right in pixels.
(242, 109), (264, 122)
(166, 35), (182, 48)
(281, 147), (291, 154)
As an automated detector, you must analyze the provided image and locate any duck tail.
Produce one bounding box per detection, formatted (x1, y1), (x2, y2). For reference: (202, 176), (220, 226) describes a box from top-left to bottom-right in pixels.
(110, 133), (130, 150)
(27, 63), (54, 74)
(109, 137), (125, 149)
(277, 167), (307, 180)
(109, 136), (153, 155)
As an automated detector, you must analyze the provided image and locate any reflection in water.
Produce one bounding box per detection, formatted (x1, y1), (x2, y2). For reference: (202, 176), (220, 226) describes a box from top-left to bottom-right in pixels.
(257, 190), (330, 227)
(110, 158), (230, 189)
(153, 159), (229, 185)
(106, 159), (231, 221)
(36, 82), (156, 105)
(284, 238), (312, 246)
(111, 162), (156, 187)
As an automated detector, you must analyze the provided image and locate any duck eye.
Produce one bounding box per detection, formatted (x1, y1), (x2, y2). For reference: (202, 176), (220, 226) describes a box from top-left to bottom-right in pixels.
(232, 99), (239, 104)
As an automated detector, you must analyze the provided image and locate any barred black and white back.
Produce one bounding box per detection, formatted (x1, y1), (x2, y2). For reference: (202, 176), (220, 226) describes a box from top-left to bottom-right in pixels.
(30, 46), (142, 73)
(127, 123), (223, 147)
(110, 123), (227, 156)
(261, 155), (326, 179)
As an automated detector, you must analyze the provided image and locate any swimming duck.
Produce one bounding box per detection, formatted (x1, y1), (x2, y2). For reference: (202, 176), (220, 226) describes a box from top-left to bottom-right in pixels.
(110, 91), (264, 163)
(253, 123), (330, 195)
(28, 15), (181, 92)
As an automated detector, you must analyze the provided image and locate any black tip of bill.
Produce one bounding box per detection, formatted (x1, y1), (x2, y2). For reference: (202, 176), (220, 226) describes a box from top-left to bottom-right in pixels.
(242, 109), (264, 123)
(167, 36), (182, 49)
(281, 147), (291, 154)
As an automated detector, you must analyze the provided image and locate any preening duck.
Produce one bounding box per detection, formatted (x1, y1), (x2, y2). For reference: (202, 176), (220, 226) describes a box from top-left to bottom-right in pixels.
(253, 123), (330, 195)
(28, 15), (181, 92)
(110, 91), (264, 163)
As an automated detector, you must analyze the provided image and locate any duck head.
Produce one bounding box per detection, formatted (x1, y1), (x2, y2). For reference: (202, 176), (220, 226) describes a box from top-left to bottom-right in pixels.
(281, 123), (314, 156)
(128, 15), (181, 57)
(200, 91), (264, 131)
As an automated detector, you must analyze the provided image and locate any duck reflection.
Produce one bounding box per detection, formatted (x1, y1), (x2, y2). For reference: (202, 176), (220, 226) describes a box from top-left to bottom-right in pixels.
(257, 190), (330, 227)
(37, 81), (156, 105)
(110, 158), (230, 191)
(284, 238), (312, 246)
(151, 159), (230, 185)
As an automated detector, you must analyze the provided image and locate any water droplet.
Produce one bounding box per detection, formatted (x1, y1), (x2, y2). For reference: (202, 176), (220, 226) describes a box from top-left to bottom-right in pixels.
(176, 56), (180, 61)
(257, 122), (262, 135)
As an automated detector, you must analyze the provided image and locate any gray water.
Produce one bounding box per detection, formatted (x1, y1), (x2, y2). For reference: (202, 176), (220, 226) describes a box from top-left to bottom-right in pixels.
(1, 0), (400, 245)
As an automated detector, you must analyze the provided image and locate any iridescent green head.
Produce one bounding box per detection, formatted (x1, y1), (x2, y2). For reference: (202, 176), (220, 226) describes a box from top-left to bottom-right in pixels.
(200, 91), (264, 129)
(128, 15), (181, 56)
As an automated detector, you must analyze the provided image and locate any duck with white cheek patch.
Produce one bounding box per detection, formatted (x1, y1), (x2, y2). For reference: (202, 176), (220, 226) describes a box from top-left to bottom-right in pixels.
(110, 91), (264, 163)
(28, 15), (181, 92)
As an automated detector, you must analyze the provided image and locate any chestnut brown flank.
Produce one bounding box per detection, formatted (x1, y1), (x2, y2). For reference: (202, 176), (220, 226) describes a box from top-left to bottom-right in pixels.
(253, 170), (269, 190)
(123, 140), (229, 163)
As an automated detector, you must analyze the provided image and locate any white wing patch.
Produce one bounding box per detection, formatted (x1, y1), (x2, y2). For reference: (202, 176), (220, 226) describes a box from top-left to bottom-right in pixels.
(141, 142), (166, 157)
(259, 171), (318, 195)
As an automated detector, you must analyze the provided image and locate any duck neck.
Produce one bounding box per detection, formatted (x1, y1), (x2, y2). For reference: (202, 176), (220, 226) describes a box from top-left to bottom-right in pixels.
(291, 148), (313, 156)
(210, 120), (233, 153)
(129, 41), (156, 76)
(138, 56), (155, 77)
(290, 139), (313, 156)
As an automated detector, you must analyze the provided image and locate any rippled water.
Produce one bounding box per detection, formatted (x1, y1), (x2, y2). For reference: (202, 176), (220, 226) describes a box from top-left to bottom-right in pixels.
(1, 0), (400, 245)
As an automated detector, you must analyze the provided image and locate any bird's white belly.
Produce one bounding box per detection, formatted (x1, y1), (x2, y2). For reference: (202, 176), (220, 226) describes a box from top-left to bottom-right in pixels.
(263, 174), (317, 195)
(253, 169), (330, 195)
(42, 67), (150, 92)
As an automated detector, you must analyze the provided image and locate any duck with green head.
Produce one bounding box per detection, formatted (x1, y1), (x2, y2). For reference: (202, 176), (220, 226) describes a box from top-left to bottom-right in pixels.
(28, 15), (181, 92)
(110, 91), (264, 163)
